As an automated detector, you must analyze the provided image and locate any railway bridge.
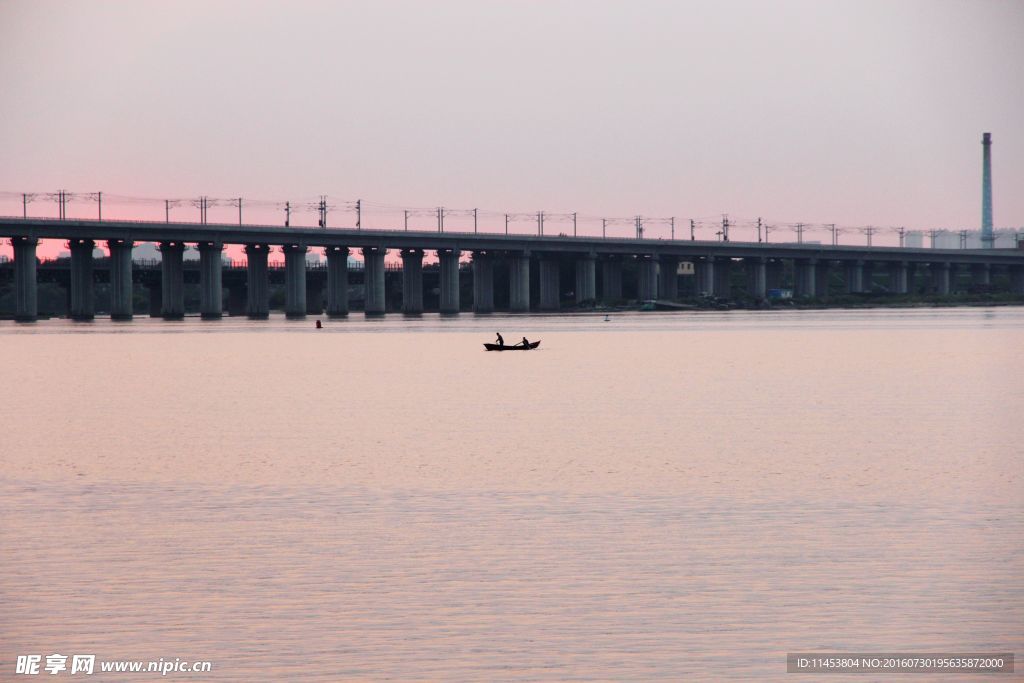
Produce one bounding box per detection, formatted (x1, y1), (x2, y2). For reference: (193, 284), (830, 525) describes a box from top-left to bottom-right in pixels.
(3, 217), (1023, 321)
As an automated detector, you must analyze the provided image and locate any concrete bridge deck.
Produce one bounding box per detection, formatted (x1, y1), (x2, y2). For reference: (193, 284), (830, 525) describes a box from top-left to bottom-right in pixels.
(4, 216), (1023, 264)
(3, 217), (1023, 321)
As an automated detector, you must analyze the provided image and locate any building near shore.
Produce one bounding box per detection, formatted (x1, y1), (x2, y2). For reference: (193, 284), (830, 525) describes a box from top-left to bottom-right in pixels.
(927, 229), (1021, 249)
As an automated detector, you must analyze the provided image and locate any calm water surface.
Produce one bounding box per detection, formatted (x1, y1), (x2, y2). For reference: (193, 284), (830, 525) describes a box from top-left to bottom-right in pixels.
(2, 308), (1022, 680)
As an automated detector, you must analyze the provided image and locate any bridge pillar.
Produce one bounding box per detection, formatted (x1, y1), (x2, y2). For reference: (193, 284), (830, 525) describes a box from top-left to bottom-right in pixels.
(906, 262), (918, 294)
(472, 251), (494, 313)
(12, 236), (38, 322)
(794, 259), (807, 297)
(930, 262), (951, 295)
(282, 244), (307, 319)
(889, 261), (908, 295)
(539, 258), (560, 310)
(601, 256), (623, 302)
(657, 255), (678, 300)
(197, 241), (223, 319)
(68, 238), (95, 320)
(794, 258), (816, 298)
(845, 260), (864, 293)
(108, 239), (134, 320)
(1010, 265), (1024, 295)
(363, 247), (386, 316)
(713, 257), (732, 298)
(815, 260), (830, 299)
(159, 241), (185, 319)
(695, 257), (715, 296)
(244, 244), (270, 318)
(947, 263), (961, 293)
(401, 248), (424, 315)
(325, 246), (349, 318)
(439, 248), (461, 314)
(862, 261), (876, 293)
(637, 256), (657, 301)
(575, 254), (597, 304)
(766, 259), (784, 292)
(972, 263), (991, 286)
(508, 252), (530, 312)
(747, 257), (767, 299)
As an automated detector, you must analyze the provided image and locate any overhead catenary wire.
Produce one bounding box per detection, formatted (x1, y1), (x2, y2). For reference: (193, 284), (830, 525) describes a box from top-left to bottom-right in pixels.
(0, 189), (1009, 245)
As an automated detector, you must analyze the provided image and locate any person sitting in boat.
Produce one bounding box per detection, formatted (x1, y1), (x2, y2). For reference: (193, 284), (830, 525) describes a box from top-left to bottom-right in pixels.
(495, 332), (504, 347)
(521, 336), (530, 348)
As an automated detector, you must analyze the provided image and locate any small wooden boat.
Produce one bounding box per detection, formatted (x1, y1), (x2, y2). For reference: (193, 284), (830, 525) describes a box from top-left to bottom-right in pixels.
(484, 341), (541, 351)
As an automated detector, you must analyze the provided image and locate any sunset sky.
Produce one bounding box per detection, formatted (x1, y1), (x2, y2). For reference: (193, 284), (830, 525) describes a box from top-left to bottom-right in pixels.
(1, 0), (1022, 256)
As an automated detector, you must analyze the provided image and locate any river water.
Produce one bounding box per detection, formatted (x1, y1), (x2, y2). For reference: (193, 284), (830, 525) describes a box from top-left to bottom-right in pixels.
(1, 308), (1021, 680)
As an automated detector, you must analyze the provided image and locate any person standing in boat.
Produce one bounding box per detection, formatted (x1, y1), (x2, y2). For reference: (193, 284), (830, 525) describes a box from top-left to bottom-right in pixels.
(495, 332), (504, 347)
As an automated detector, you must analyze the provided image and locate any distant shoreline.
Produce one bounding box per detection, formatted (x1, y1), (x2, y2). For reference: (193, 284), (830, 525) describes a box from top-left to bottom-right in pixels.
(4, 297), (1024, 321)
(581, 293), (1024, 313)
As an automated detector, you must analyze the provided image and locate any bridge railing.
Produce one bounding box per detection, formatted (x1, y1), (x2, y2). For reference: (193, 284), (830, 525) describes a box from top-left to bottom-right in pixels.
(4, 213), (1023, 252)
(0, 214), (853, 249)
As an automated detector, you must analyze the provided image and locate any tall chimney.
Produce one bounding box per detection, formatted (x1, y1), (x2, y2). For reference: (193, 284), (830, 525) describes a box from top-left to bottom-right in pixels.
(981, 132), (994, 248)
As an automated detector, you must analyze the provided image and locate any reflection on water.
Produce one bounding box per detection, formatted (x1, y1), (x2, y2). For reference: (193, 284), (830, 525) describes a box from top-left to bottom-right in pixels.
(1, 308), (1022, 680)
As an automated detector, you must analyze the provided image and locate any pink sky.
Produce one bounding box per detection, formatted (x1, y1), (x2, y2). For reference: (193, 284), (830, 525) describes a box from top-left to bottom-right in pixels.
(1, 0), (1022, 260)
